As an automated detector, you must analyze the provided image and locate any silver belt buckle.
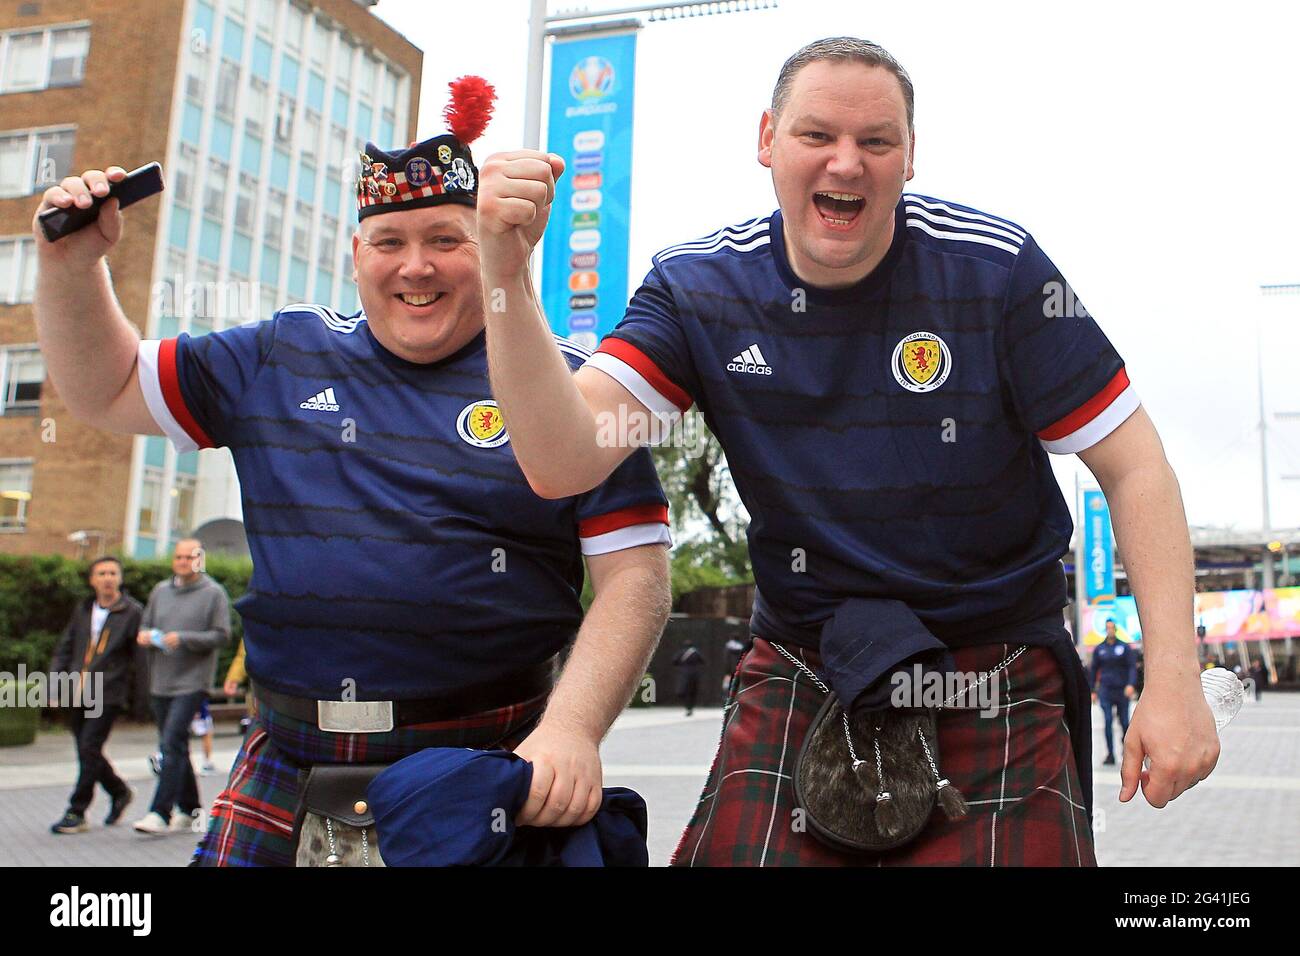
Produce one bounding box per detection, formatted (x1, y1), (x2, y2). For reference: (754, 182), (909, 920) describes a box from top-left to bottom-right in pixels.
(316, 700), (395, 733)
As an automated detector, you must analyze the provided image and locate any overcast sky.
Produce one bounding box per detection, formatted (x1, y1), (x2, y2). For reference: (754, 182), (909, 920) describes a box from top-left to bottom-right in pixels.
(372, 0), (1300, 532)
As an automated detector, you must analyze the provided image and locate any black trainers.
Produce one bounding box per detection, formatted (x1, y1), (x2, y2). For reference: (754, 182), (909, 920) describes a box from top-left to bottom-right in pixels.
(1102, 754), (1116, 765)
(51, 812), (88, 835)
(105, 787), (134, 826)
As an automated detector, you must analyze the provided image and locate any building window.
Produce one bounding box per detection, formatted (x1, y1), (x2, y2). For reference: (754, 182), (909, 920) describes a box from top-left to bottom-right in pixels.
(261, 285), (278, 321)
(383, 68), (400, 113)
(0, 346), (45, 414)
(240, 130), (262, 176)
(309, 17), (330, 70)
(47, 27), (91, 86)
(284, 4), (305, 50)
(318, 215), (336, 269)
(255, 0), (275, 37)
(170, 473), (197, 535)
(326, 173), (342, 214)
(358, 55), (380, 102)
(138, 467), (163, 535)
(0, 127), (76, 198)
(215, 58), (239, 117)
(0, 25), (90, 94)
(230, 231), (252, 277)
(172, 144), (197, 206)
(0, 237), (38, 304)
(296, 161), (315, 203)
(222, 17), (245, 63)
(326, 125), (348, 181)
(302, 109), (320, 153)
(185, 68), (205, 104)
(203, 159), (229, 218)
(292, 200), (311, 257)
(245, 76), (268, 138)
(275, 93), (295, 144)
(235, 176), (257, 233)
(169, 205), (192, 250)
(335, 39), (354, 84)
(264, 189), (286, 248)
(0, 459), (34, 531)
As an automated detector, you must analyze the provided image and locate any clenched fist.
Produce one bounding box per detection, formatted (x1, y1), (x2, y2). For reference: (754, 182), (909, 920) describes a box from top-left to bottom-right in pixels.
(32, 166), (129, 264)
(476, 150), (566, 278)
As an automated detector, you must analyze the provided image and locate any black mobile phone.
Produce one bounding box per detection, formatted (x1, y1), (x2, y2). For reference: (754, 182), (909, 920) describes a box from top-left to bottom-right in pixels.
(37, 161), (165, 243)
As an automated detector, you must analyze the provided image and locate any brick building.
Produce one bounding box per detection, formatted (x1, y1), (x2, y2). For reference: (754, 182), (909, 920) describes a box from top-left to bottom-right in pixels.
(0, 0), (421, 557)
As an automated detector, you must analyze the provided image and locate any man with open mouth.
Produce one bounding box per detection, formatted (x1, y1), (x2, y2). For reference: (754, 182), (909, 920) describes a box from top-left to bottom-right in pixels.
(31, 77), (671, 866)
(479, 37), (1218, 866)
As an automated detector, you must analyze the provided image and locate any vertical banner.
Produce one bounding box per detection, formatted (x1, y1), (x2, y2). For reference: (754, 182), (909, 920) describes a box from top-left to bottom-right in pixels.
(1082, 489), (1116, 606)
(542, 30), (638, 351)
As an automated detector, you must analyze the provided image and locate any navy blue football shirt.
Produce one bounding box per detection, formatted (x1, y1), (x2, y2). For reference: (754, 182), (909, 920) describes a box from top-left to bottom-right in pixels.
(137, 307), (669, 699)
(587, 194), (1137, 645)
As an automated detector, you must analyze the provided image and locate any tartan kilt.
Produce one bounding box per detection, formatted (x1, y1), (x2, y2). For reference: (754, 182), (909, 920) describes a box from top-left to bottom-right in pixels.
(191, 691), (548, 867)
(671, 639), (1096, 867)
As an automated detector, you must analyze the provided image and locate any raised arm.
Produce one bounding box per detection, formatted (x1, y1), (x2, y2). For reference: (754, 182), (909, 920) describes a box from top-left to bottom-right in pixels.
(31, 165), (161, 436)
(476, 150), (649, 499)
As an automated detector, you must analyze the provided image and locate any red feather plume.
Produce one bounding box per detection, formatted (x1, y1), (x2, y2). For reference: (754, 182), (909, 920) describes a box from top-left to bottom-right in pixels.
(443, 76), (496, 145)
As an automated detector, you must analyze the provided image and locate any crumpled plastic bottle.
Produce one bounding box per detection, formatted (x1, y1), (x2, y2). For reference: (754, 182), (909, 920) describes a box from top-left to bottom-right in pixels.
(1199, 666), (1245, 732)
(1140, 667), (1244, 772)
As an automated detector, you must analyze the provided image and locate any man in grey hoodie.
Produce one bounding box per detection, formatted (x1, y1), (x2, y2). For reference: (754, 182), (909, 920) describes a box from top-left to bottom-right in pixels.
(133, 538), (231, 835)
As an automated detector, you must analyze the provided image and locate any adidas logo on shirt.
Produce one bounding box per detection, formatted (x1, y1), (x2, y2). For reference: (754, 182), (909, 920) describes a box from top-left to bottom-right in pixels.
(727, 344), (773, 376)
(300, 387), (340, 412)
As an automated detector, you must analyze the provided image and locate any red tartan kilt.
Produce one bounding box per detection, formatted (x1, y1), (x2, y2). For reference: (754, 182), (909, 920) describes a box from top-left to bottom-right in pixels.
(671, 638), (1096, 867)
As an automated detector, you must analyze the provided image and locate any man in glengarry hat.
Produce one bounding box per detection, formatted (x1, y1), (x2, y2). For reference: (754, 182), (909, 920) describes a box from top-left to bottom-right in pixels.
(31, 77), (671, 866)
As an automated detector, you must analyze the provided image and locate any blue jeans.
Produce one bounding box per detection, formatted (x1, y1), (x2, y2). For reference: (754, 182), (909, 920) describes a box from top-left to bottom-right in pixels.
(1098, 687), (1131, 758)
(150, 691), (206, 817)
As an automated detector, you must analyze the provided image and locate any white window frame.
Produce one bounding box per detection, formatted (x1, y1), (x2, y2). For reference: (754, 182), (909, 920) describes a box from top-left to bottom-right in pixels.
(0, 125), (77, 199)
(0, 236), (37, 304)
(0, 458), (34, 532)
(0, 22), (91, 95)
(0, 345), (46, 415)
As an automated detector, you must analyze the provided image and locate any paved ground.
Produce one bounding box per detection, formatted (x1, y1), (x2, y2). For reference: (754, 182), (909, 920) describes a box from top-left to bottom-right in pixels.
(2, 691), (1296, 866)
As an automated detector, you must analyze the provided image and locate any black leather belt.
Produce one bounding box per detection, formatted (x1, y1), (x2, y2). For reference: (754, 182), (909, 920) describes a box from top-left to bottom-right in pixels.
(251, 659), (555, 730)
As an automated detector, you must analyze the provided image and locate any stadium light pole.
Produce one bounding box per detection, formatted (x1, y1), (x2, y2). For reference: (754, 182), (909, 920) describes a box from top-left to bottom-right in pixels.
(522, 0), (779, 149)
(1258, 283), (1300, 589)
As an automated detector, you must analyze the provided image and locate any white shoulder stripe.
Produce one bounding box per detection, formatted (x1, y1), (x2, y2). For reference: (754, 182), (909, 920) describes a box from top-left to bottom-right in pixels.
(658, 234), (771, 262)
(280, 302), (363, 333)
(905, 219), (1022, 256)
(904, 204), (1024, 246)
(553, 332), (593, 358)
(659, 215), (766, 251)
(904, 196), (1027, 238)
(657, 217), (768, 258)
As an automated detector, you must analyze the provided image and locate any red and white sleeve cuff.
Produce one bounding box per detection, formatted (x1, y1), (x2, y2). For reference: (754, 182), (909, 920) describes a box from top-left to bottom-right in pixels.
(1037, 368), (1140, 455)
(582, 339), (692, 426)
(578, 503), (672, 556)
(137, 339), (213, 453)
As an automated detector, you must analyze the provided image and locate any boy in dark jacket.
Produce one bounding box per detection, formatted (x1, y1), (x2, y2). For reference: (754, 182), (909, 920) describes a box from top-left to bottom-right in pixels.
(50, 556), (143, 833)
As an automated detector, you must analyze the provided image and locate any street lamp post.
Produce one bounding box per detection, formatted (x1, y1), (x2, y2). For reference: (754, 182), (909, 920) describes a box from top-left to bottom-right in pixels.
(1256, 283), (1300, 587)
(1257, 282), (1300, 676)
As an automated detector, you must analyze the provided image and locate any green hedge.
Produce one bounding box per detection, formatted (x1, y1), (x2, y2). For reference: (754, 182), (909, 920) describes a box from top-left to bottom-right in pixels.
(0, 554), (252, 677)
